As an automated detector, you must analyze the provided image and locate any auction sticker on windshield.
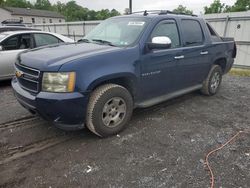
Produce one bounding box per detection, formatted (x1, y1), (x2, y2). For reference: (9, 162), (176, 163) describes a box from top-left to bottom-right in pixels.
(128, 22), (145, 26)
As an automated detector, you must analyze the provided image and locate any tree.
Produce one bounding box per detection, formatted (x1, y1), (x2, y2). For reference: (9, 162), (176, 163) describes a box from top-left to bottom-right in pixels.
(0, 0), (121, 21)
(173, 5), (193, 15)
(52, 1), (65, 13)
(229, 0), (250, 12)
(4, 0), (33, 8)
(204, 0), (225, 14)
(204, 0), (250, 14)
(34, 0), (52, 10)
(95, 9), (120, 20)
(110, 9), (120, 17)
(124, 8), (130, 15)
(0, 0), (4, 7)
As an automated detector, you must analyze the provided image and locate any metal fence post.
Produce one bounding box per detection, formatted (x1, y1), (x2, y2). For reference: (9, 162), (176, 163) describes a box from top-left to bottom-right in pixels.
(223, 16), (230, 37)
(67, 23), (70, 38)
(83, 22), (85, 37)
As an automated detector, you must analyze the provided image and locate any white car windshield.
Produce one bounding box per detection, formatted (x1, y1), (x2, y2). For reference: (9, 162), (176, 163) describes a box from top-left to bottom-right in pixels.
(83, 17), (149, 47)
(0, 34), (8, 41)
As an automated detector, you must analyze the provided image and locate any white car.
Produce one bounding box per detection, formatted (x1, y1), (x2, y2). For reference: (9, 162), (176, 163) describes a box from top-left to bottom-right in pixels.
(0, 31), (74, 80)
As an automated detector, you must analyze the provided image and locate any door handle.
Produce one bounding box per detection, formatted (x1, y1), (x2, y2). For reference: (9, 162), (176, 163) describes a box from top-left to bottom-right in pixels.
(174, 55), (184, 59)
(200, 51), (208, 55)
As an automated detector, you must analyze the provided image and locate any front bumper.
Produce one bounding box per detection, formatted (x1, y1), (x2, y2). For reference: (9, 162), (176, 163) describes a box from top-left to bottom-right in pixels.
(12, 78), (89, 130)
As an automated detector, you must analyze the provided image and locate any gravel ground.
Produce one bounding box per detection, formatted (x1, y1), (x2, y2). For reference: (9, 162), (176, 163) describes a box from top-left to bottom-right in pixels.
(0, 75), (249, 188)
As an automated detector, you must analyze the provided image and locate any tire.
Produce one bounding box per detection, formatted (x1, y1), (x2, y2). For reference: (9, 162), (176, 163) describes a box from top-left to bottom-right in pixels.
(86, 84), (133, 137)
(201, 65), (223, 96)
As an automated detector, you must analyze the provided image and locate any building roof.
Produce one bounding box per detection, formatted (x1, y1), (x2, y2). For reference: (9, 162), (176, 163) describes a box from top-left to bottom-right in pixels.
(3, 7), (64, 19)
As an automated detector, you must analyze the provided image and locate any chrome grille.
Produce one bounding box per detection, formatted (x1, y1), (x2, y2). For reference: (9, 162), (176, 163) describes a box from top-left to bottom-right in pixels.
(15, 64), (40, 93)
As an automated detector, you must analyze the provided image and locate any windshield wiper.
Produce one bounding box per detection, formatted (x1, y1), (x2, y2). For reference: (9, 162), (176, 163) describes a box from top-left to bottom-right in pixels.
(78, 38), (90, 43)
(92, 39), (117, 47)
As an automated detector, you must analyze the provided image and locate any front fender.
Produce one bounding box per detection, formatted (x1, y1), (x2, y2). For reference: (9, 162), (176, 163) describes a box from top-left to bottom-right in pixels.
(86, 72), (138, 91)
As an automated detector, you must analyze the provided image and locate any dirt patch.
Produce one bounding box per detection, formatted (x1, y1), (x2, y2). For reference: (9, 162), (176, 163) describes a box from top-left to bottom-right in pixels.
(230, 68), (250, 77)
(0, 75), (249, 188)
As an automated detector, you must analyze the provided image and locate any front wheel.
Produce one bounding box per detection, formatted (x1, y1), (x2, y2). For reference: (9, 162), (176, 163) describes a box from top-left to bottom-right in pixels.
(201, 65), (223, 96)
(86, 84), (133, 137)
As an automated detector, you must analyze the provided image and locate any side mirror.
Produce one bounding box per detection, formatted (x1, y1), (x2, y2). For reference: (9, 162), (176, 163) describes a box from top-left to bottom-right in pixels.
(147, 36), (171, 50)
(0, 45), (3, 51)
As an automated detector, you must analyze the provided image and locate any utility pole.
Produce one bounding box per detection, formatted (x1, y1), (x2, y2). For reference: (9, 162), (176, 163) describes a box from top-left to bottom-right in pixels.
(129, 0), (132, 14)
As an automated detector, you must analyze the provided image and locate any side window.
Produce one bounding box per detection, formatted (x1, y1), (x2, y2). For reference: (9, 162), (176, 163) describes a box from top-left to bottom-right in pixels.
(182, 20), (204, 46)
(19, 34), (32, 49)
(151, 21), (180, 48)
(34, 34), (61, 47)
(2, 35), (19, 50)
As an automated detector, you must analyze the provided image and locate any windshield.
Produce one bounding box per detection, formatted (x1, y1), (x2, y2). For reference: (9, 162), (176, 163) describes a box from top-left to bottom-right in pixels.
(0, 34), (8, 41)
(83, 17), (149, 47)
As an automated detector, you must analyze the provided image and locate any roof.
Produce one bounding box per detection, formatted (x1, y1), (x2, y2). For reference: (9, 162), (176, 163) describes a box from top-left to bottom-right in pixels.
(1, 30), (55, 35)
(115, 13), (203, 21)
(0, 30), (74, 42)
(2, 7), (64, 19)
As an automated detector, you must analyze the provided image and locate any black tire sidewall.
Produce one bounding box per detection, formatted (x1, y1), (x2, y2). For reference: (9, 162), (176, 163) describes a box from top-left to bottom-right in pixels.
(208, 66), (223, 95)
(91, 87), (133, 137)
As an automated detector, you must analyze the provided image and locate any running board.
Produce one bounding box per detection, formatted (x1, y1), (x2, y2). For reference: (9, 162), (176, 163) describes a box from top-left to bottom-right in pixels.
(136, 84), (202, 108)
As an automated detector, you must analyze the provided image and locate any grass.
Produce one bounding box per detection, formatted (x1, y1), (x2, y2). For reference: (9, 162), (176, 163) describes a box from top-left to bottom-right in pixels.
(229, 68), (250, 77)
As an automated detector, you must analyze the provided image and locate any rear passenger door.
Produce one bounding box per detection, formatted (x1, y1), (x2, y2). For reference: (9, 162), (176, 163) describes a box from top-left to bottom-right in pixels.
(33, 33), (62, 48)
(175, 19), (211, 90)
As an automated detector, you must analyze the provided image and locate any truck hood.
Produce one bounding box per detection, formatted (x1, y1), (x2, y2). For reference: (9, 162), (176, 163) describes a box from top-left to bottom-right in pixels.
(19, 42), (120, 71)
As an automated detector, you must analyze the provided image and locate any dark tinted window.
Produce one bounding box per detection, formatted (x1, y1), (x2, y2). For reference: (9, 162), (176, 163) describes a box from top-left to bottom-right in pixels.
(19, 34), (31, 49)
(34, 34), (61, 47)
(206, 23), (217, 36)
(2, 34), (32, 50)
(151, 21), (180, 48)
(182, 20), (204, 46)
(2, 35), (19, 50)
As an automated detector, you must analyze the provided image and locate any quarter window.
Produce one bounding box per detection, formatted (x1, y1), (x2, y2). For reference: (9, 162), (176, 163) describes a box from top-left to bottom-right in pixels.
(182, 20), (204, 46)
(206, 23), (217, 36)
(151, 21), (180, 48)
(34, 34), (62, 47)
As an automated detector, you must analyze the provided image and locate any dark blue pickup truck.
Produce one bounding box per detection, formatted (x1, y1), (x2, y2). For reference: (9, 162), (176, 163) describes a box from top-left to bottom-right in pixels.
(12, 11), (236, 137)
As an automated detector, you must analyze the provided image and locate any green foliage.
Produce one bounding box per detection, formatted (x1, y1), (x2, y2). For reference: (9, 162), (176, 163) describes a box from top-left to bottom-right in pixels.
(204, 0), (225, 14)
(3, 0), (33, 8)
(0, 0), (5, 6)
(173, 5), (193, 15)
(34, 0), (52, 10)
(229, 0), (250, 12)
(204, 0), (250, 14)
(1, 0), (121, 21)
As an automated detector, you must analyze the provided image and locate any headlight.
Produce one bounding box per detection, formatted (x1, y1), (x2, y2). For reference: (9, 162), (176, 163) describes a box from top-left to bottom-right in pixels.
(42, 72), (76, 93)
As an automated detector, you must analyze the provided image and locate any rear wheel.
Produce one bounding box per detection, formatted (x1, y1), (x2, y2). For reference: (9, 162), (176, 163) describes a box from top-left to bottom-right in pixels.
(86, 84), (133, 137)
(201, 65), (223, 96)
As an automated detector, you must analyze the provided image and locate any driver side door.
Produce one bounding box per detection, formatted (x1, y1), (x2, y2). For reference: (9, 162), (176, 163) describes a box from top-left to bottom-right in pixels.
(139, 19), (183, 105)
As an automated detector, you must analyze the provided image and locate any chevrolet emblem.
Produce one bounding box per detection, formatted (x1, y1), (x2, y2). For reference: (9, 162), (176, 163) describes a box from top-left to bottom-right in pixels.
(15, 70), (24, 78)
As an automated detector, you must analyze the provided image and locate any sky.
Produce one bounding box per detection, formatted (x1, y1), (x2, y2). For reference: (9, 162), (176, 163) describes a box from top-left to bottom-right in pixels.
(48, 0), (237, 14)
